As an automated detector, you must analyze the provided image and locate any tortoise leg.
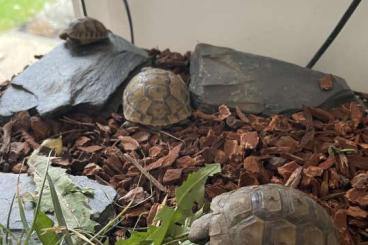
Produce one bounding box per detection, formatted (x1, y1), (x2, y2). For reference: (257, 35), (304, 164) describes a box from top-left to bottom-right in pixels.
(188, 213), (212, 244)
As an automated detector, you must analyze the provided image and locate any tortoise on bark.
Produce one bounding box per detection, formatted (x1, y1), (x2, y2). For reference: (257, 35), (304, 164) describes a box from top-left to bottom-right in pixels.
(189, 184), (340, 245)
(59, 17), (109, 45)
(122, 67), (192, 127)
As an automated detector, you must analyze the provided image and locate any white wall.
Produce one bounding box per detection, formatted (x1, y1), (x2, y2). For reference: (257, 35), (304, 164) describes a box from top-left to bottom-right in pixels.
(73, 0), (368, 92)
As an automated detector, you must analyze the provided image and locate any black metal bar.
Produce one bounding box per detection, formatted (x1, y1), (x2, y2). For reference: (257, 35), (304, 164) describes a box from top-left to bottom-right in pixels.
(123, 0), (135, 44)
(306, 0), (361, 69)
(81, 0), (88, 17)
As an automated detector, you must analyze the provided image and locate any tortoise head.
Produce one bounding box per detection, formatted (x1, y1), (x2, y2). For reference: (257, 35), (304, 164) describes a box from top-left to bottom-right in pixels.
(188, 213), (213, 243)
(59, 31), (68, 40)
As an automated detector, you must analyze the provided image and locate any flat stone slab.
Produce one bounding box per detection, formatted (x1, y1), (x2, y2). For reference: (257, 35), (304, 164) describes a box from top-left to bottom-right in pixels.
(0, 33), (149, 121)
(189, 43), (355, 115)
(0, 173), (116, 231)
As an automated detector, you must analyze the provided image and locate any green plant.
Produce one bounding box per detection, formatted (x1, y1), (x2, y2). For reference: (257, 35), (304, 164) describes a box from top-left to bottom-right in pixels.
(0, 0), (50, 32)
(116, 163), (221, 245)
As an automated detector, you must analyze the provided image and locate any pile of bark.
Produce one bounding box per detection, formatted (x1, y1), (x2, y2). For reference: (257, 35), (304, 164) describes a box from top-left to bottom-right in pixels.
(0, 50), (367, 244)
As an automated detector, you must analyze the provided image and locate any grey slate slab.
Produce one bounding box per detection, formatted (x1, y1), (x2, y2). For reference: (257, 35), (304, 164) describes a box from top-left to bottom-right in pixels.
(0, 33), (149, 121)
(189, 43), (355, 115)
(0, 173), (116, 231)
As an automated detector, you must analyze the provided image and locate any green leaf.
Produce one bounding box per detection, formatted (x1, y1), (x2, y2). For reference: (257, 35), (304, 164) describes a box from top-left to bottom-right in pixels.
(16, 173), (29, 231)
(0, 224), (17, 244)
(33, 211), (59, 245)
(6, 194), (16, 240)
(175, 163), (221, 216)
(27, 138), (98, 233)
(46, 174), (73, 245)
(146, 206), (177, 245)
(115, 226), (157, 245)
(25, 151), (52, 245)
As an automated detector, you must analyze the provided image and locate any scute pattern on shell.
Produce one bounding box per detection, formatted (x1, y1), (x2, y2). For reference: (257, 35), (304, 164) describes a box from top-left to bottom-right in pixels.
(189, 184), (340, 245)
(123, 68), (192, 126)
(59, 17), (108, 45)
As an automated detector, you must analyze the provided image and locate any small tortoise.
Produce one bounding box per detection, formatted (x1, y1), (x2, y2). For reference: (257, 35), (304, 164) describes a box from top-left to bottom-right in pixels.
(123, 67), (192, 127)
(189, 184), (340, 245)
(59, 17), (109, 45)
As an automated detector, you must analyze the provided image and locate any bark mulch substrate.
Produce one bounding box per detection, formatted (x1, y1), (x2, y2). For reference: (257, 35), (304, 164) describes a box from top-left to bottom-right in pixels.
(1, 49), (368, 245)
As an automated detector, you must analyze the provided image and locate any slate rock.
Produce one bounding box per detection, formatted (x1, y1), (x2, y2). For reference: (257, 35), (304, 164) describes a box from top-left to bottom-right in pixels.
(0, 33), (149, 121)
(189, 43), (355, 115)
(0, 173), (116, 231)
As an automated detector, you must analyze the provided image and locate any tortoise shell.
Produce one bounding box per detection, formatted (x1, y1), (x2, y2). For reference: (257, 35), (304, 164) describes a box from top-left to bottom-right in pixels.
(123, 68), (192, 127)
(189, 184), (340, 245)
(59, 17), (108, 45)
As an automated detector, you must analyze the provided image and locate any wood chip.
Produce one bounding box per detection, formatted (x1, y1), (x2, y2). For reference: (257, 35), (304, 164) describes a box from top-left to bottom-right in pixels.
(350, 102), (363, 129)
(346, 206), (368, 219)
(318, 156), (335, 170)
(240, 131), (259, 149)
(118, 136), (140, 151)
(319, 74), (334, 91)
(243, 156), (262, 174)
(11, 163), (28, 173)
(303, 166), (324, 178)
(0, 121), (13, 154)
(146, 203), (160, 225)
(148, 145), (162, 157)
(175, 155), (196, 168)
(145, 143), (182, 171)
(132, 130), (151, 143)
(238, 171), (259, 187)
(120, 187), (149, 206)
(277, 161), (300, 179)
(334, 209), (354, 245)
(285, 166), (303, 188)
(78, 145), (104, 153)
(217, 104), (231, 120)
(163, 168), (182, 184)
(83, 163), (102, 176)
(235, 106), (250, 123)
(224, 140), (239, 157)
(345, 188), (368, 207)
(30, 116), (51, 140)
(351, 172), (368, 191)
(214, 150), (227, 164)
(74, 136), (91, 147)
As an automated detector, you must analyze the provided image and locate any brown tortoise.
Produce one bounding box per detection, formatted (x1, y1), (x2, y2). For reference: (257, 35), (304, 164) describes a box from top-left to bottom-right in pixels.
(189, 184), (340, 245)
(59, 17), (109, 45)
(123, 67), (192, 127)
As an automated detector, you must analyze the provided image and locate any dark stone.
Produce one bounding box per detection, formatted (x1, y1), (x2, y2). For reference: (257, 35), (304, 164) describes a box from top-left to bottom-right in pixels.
(189, 43), (355, 115)
(0, 173), (116, 231)
(0, 33), (149, 120)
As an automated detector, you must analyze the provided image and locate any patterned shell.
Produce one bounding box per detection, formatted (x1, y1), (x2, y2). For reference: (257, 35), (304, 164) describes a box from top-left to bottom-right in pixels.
(59, 17), (108, 45)
(189, 184), (340, 245)
(123, 68), (192, 127)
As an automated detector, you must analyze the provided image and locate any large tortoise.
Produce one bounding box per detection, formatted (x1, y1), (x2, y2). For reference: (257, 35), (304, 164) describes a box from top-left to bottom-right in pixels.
(123, 67), (192, 127)
(59, 17), (109, 45)
(189, 184), (339, 245)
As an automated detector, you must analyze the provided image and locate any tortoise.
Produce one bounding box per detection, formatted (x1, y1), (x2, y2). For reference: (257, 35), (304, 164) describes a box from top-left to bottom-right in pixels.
(189, 184), (340, 245)
(122, 67), (192, 127)
(59, 17), (109, 45)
